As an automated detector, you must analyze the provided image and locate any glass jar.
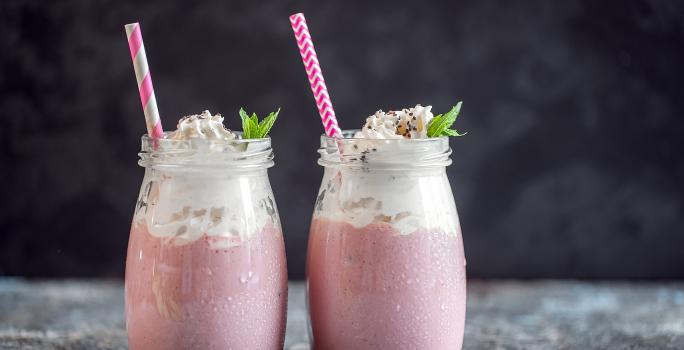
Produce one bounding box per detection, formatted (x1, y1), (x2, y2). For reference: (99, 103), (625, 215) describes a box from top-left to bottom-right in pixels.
(307, 131), (467, 349)
(125, 134), (287, 350)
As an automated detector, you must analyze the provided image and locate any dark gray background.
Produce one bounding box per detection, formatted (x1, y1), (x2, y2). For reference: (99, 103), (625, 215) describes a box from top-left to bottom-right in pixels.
(1, 0), (683, 280)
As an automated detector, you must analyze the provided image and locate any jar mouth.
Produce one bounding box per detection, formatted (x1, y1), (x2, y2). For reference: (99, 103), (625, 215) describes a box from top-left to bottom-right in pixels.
(318, 129), (452, 169)
(139, 132), (274, 170)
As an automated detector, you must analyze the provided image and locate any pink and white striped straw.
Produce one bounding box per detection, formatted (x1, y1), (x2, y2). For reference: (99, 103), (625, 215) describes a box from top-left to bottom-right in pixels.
(125, 22), (164, 138)
(289, 13), (342, 138)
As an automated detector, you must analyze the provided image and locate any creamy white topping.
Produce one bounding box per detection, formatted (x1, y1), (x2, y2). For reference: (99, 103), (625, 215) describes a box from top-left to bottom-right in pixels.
(134, 110), (278, 247)
(355, 104), (434, 139)
(134, 172), (278, 248)
(314, 168), (461, 236)
(169, 110), (236, 141)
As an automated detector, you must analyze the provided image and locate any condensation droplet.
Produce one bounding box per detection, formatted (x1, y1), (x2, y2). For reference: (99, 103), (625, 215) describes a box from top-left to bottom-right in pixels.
(239, 271), (254, 283)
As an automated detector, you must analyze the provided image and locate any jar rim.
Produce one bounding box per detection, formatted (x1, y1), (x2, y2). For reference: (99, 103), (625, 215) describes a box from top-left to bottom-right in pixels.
(320, 129), (450, 143)
(139, 132), (274, 170)
(141, 131), (270, 148)
(318, 129), (452, 170)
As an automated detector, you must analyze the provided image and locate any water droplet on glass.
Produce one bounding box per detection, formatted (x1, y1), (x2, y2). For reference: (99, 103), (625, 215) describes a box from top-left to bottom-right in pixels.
(239, 271), (253, 283)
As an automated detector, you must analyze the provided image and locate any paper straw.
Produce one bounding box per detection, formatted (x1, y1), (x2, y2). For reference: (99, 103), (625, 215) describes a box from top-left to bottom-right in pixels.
(289, 13), (342, 138)
(125, 22), (164, 138)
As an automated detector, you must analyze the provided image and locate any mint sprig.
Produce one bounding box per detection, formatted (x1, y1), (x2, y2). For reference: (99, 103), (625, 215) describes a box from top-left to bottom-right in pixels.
(426, 102), (467, 138)
(239, 108), (280, 139)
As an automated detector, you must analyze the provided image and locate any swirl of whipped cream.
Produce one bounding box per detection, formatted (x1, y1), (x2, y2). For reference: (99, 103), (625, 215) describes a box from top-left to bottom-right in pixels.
(169, 110), (236, 141)
(355, 104), (434, 139)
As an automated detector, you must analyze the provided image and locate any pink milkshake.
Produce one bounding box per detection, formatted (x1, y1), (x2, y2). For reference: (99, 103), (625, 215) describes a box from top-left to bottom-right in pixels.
(126, 223), (287, 350)
(308, 219), (466, 349)
(125, 111), (287, 349)
(307, 105), (467, 349)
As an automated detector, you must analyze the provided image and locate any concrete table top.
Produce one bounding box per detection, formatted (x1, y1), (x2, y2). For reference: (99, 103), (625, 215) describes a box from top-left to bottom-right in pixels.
(1, 279), (683, 349)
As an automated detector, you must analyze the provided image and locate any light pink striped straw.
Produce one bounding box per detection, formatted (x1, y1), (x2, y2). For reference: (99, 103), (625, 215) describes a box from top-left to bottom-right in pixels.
(289, 13), (342, 138)
(125, 22), (164, 138)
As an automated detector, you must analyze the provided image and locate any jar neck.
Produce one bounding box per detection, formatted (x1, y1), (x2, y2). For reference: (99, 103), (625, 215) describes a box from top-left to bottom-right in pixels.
(138, 132), (274, 172)
(318, 130), (452, 171)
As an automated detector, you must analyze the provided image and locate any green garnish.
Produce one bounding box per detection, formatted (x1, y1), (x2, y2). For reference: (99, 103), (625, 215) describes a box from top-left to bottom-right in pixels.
(239, 107), (280, 139)
(426, 102), (467, 138)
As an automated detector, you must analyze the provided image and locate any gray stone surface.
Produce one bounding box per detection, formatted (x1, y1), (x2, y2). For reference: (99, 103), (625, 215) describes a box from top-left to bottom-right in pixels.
(1, 279), (683, 349)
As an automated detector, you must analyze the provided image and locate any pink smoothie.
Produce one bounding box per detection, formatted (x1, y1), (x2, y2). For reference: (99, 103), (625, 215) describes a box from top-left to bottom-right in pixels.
(125, 224), (287, 350)
(307, 218), (467, 349)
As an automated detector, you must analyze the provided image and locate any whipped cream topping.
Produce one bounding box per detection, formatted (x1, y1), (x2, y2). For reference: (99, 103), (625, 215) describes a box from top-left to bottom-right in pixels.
(355, 104), (434, 139)
(134, 172), (279, 248)
(134, 110), (278, 247)
(314, 168), (461, 236)
(169, 110), (236, 141)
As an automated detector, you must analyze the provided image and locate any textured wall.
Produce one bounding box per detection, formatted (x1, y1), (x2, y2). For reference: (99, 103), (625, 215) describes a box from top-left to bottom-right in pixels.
(1, 0), (683, 279)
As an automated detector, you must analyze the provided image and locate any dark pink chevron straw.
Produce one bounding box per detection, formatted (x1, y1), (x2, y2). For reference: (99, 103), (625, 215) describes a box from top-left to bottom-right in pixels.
(290, 13), (342, 138)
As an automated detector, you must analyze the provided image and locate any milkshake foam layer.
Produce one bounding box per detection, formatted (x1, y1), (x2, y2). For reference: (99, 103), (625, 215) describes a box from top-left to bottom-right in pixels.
(315, 168), (460, 235)
(133, 111), (276, 246)
(316, 133), (455, 235)
(133, 172), (277, 247)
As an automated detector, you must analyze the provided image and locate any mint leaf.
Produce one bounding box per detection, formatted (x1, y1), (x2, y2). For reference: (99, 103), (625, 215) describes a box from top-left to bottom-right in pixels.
(239, 107), (253, 138)
(238, 107), (281, 139)
(427, 102), (466, 138)
(258, 108), (280, 137)
(249, 116), (259, 137)
(442, 128), (467, 137)
(427, 113), (445, 137)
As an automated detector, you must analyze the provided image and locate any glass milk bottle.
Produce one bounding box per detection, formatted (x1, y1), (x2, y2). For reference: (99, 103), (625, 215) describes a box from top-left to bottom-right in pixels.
(125, 134), (287, 350)
(307, 131), (467, 349)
